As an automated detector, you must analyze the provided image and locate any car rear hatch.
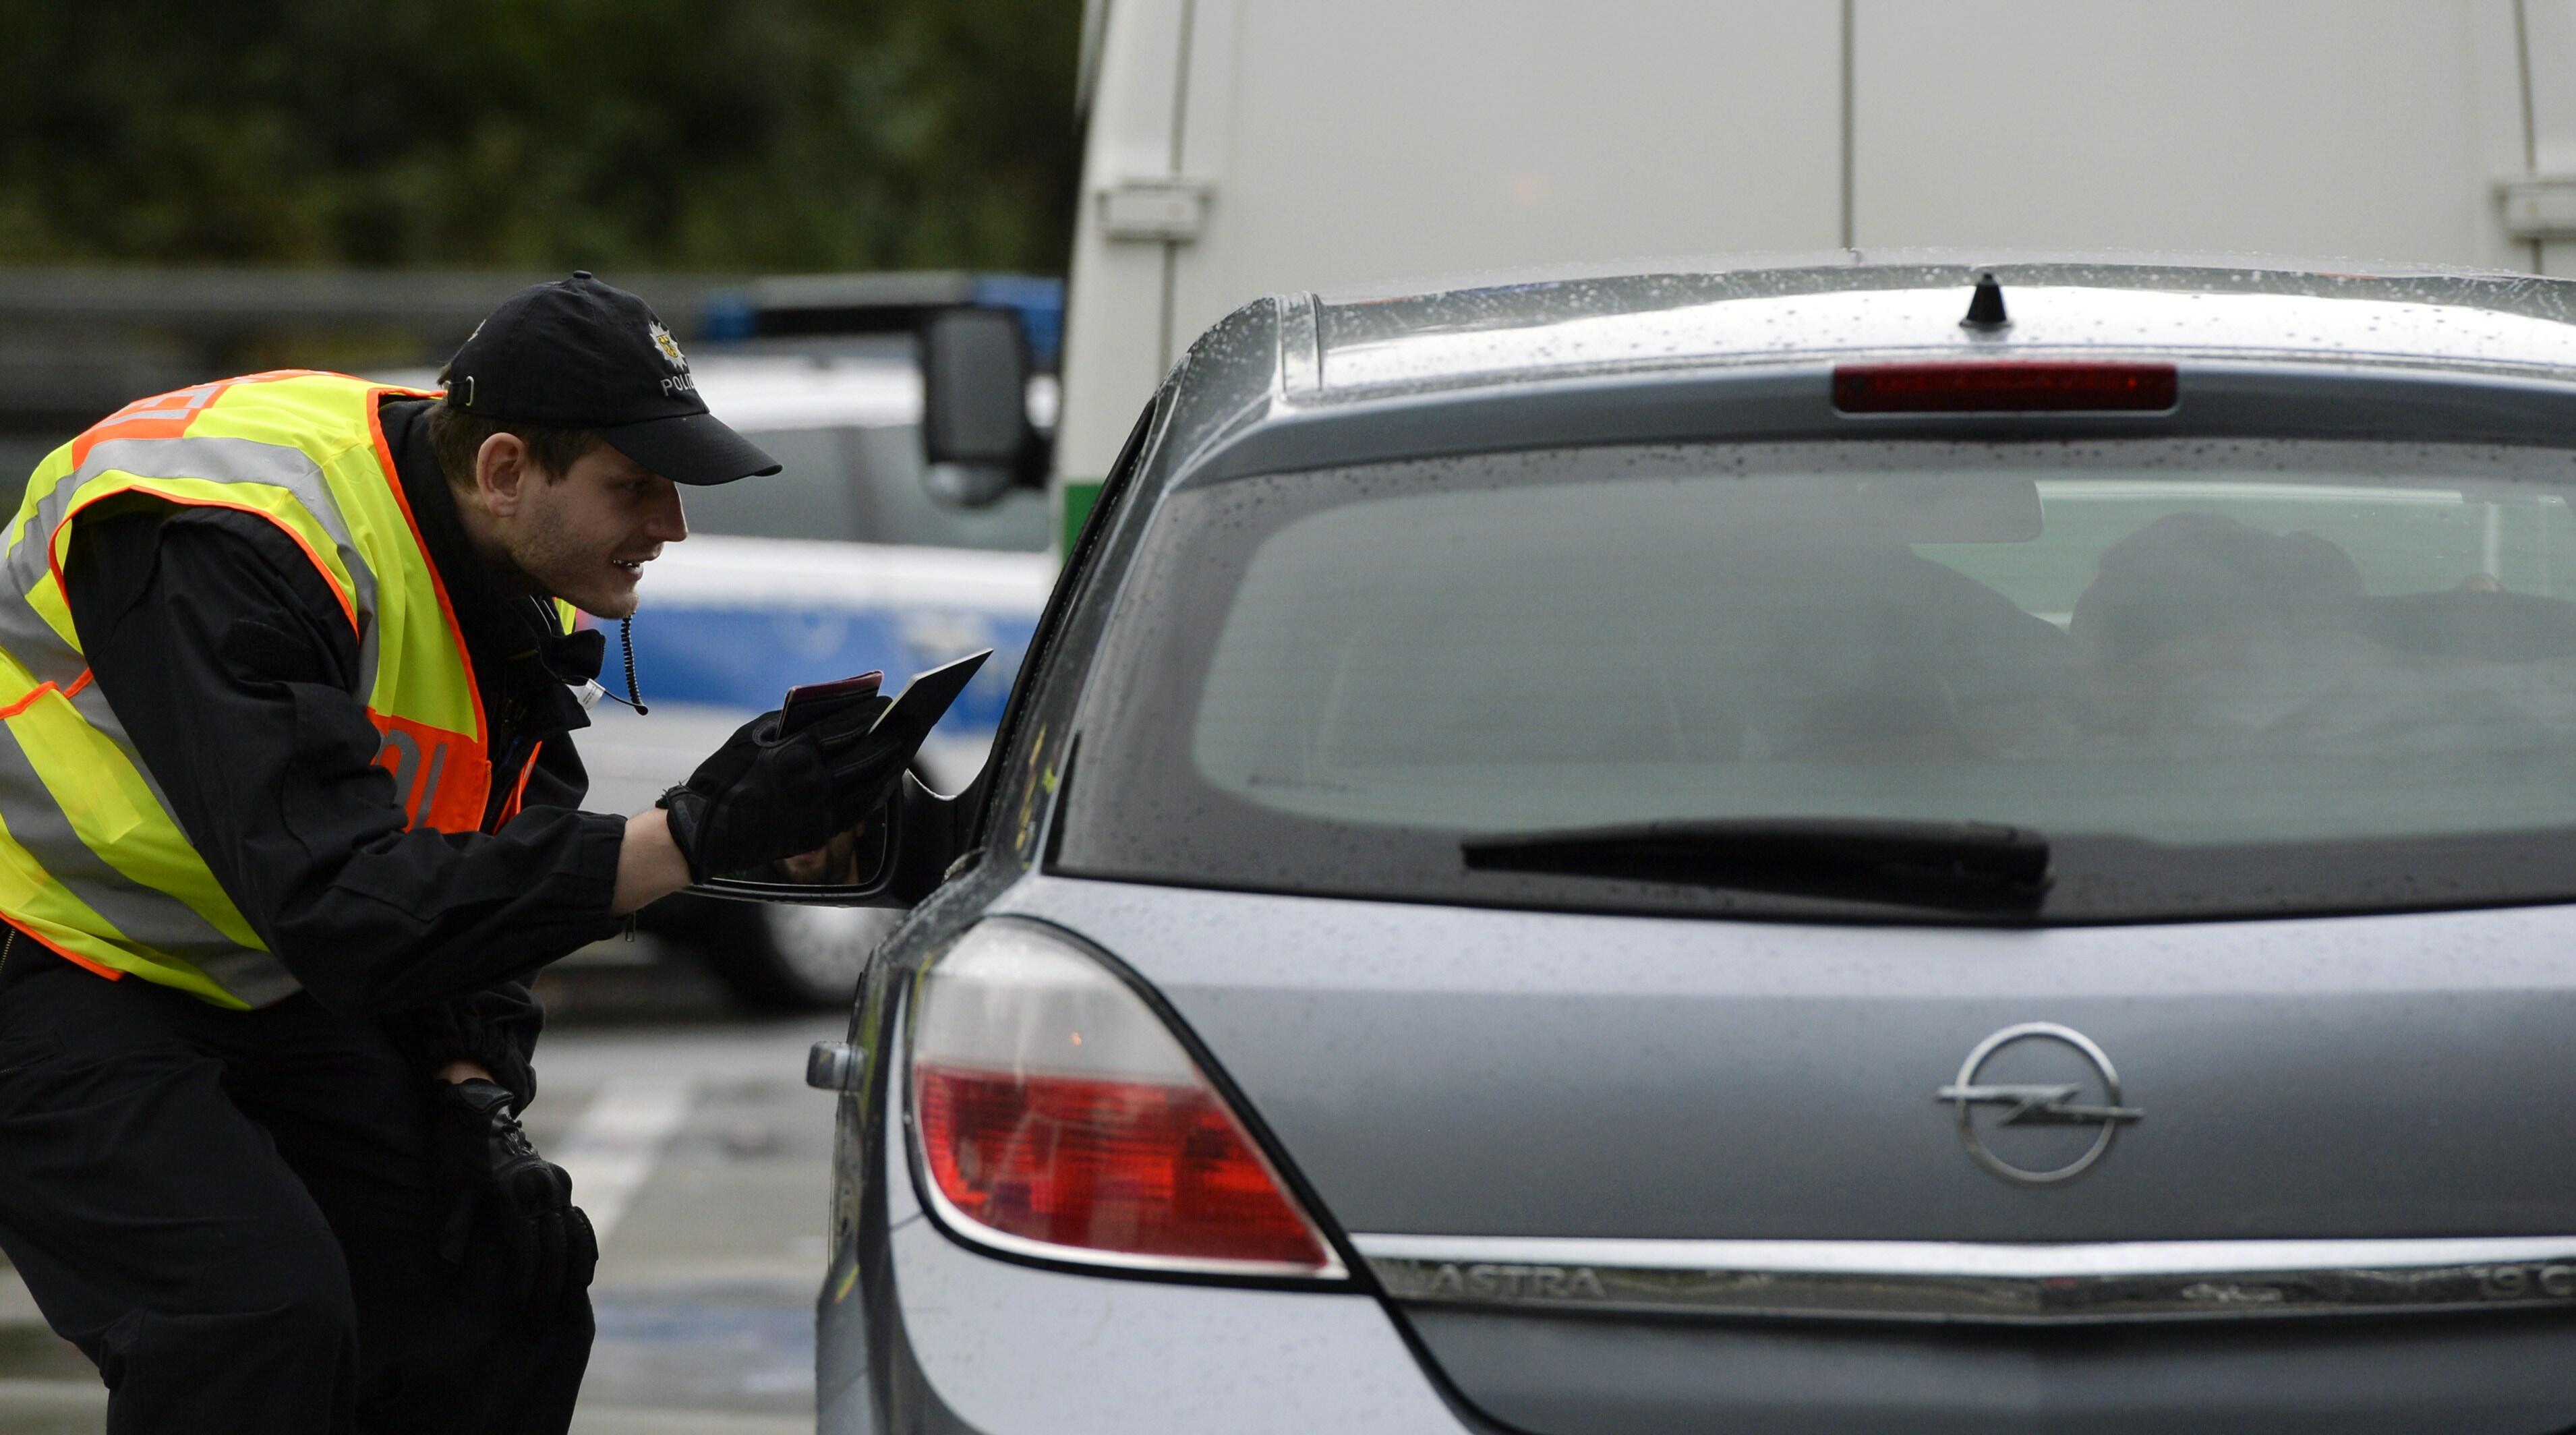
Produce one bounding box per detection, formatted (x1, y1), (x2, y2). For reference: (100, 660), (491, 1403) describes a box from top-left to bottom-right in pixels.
(996, 876), (2576, 1435)
(1024, 361), (2576, 1429)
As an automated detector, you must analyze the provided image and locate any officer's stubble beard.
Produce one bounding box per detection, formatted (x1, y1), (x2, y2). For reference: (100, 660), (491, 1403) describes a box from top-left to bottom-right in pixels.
(504, 471), (642, 620)
(461, 440), (679, 621)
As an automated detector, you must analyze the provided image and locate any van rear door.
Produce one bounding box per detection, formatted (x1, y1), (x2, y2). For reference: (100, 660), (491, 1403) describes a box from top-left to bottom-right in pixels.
(1849, 0), (2529, 266)
(1161, 0), (1842, 351)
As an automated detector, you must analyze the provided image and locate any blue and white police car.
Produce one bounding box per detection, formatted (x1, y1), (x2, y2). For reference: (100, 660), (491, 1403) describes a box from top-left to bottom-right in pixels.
(400, 287), (1059, 1005)
(594, 341), (1053, 1005)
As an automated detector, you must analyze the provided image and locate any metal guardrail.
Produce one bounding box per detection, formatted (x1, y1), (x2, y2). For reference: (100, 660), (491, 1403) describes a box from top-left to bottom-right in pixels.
(0, 267), (730, 334)
(0, 267), (994, 438)
(0, 266), (1055, 444)
(0, 267), (501, 328)
(0, 268), (734, 436)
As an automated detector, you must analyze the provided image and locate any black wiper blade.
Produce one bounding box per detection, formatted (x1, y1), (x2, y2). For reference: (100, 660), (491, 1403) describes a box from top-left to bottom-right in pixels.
(1461, 817), (2052, 910)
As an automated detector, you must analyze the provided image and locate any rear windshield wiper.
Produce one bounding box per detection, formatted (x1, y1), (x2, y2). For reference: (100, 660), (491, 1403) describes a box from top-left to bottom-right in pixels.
(1461, 817), (2052, 910)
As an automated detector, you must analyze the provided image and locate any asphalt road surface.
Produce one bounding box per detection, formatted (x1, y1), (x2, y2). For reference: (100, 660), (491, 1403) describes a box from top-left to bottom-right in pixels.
(0, 940), (849, 1434)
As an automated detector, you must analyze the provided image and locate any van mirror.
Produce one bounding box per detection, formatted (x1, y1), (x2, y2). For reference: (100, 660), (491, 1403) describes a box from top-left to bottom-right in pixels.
(926, 459), (1018, 508)
(921, 307), (1041, 507)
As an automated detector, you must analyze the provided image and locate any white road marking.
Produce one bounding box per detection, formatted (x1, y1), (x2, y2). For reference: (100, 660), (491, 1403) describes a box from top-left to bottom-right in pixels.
(555, 1077), (695, 1247)
(0, 1376), (106, 1410)
(569, 1408), (812, 1435)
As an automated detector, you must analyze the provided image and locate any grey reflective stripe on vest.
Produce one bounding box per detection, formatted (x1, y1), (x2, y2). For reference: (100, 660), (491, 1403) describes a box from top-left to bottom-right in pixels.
(0, 435), (384, 697)
(0, 714), (298, 1006)
(187, 947), (303, 1008)
(65, 679), (185, 852)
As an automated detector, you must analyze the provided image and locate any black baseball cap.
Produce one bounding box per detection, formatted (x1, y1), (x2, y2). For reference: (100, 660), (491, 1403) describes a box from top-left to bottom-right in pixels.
(442, 272), (780, 486)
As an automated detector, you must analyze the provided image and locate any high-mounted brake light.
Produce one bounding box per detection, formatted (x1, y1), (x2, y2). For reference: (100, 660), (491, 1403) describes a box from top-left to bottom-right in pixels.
(908, 920), (1344, 1279)
(1834, 361), (2178, 413)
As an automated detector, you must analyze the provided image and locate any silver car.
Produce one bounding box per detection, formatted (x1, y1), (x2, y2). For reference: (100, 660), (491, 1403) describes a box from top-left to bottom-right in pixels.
(803, 256), (2576, 1434)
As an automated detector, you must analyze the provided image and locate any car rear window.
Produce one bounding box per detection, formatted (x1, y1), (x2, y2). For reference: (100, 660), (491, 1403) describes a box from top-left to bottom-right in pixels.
(1057, 438), (2576, 921)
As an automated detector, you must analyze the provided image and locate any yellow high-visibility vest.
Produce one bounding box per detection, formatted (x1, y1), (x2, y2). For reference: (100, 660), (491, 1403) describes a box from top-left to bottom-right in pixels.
(0, 370), (561, 1008)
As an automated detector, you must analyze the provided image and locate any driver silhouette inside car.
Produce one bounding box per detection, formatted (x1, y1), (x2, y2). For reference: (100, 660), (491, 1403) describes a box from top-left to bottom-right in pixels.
(2066, 508), (2576, 755)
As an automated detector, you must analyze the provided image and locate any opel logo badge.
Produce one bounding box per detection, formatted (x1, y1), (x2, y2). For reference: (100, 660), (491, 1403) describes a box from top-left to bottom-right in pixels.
(1936, 1022), (2142, 1185)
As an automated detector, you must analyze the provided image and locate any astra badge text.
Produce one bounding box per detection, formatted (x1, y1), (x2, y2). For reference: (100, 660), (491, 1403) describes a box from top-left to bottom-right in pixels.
(1428, 1262), (1608, 1301)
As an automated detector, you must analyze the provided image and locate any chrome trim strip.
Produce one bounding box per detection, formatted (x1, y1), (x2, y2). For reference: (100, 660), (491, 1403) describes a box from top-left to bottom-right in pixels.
(1354, 1233), (2576, 1324)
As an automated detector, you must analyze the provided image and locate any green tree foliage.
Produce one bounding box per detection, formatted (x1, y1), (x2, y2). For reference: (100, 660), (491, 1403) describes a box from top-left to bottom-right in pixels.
(0, 0), (1084, 272)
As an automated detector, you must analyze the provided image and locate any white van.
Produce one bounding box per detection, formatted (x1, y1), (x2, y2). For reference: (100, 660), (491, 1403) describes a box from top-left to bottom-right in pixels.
(1030, 0), (2576, 533)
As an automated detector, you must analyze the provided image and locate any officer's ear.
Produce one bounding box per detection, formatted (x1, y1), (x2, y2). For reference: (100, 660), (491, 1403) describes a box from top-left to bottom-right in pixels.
(473, 432), (533, 517)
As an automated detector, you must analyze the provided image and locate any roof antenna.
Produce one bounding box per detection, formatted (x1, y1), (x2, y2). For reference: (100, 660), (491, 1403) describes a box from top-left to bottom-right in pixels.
(1960, 270), (2010, 332)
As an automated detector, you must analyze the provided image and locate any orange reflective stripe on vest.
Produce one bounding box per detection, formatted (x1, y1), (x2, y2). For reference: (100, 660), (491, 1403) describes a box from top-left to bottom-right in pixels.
(374, 711), (494, 833)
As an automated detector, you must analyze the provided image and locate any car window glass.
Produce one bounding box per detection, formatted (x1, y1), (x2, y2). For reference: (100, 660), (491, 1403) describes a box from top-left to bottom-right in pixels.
(860, 427), (1051, 552)
(678, 427), (865, 541)
(980, 395), (1164, 858)
(1061, 438), (2576, 919)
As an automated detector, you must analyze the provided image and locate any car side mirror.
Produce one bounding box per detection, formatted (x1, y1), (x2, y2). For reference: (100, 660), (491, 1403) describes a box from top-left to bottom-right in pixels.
(691, 781), (912, 908)
(921, 307), (1047, 508)
(690, 765), (983, 910)
(686, 651), (993, 908)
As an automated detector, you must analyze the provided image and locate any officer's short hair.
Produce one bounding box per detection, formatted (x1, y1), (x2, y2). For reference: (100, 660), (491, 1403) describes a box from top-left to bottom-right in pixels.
(426, 401), (600, 488)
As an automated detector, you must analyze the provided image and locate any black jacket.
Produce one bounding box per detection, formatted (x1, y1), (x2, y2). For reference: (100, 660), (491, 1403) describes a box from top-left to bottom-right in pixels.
(49, 397), (627, 1105)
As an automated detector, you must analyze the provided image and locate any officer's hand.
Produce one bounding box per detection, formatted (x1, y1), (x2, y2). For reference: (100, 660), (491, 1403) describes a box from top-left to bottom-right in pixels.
(777, 825), (865, 885)
(657, 693), (905, 883)
(430, 1078), (598, 1308)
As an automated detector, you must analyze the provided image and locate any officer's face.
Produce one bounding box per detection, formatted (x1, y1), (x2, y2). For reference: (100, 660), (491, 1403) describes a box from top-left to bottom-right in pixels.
(508, 443), (689, 618)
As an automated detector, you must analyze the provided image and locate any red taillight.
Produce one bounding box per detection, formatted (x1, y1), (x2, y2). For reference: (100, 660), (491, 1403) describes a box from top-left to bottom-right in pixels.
(916, 1063), (1331, 1268)
(1833, 361), (2178, 413)
(907, 919), (1344, 1278)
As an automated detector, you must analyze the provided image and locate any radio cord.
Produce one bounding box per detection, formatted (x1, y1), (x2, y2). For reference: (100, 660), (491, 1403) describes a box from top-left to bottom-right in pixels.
(619, 616), (649, 715)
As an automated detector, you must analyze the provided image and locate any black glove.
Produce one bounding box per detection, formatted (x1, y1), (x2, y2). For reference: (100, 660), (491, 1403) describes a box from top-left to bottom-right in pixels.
(429, 1078), (597, 1308)
(657, 692), (905, 883)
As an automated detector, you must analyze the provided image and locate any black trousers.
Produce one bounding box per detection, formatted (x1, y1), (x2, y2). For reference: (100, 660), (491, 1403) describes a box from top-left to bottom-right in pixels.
(0, 950), (591, 1434)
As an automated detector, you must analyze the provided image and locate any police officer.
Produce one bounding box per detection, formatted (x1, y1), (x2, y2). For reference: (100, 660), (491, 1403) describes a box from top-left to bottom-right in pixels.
(0, 274), (907, 1433)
